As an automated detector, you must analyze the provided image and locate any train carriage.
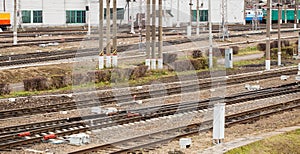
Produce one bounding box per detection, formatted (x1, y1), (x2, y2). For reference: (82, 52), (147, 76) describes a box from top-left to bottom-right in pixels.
(0, 12), (11, 30)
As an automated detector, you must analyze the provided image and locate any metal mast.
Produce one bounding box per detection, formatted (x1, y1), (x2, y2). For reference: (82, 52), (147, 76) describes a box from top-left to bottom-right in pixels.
(208, 0), (213, 68)
(99, 0), (104, 69)
(13, 0), (17, 45)
(106, 0), (111, 68)
(151, 0), (156, 69)
(278, 0), (282, 66)
(146, 0), (151, 68)
(158, 0), (163, 69)
(112, 0), (118, 67)
(266, 0), (271, 70)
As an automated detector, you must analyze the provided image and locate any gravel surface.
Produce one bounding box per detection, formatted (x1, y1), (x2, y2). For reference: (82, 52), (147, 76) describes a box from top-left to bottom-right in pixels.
(1, 75), (299, 153)
(3, 93), (299, 154)
(0, 74), (296, 127)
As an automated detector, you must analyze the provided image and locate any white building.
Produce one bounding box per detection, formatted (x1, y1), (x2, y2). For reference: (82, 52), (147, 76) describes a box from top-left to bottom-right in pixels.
(0, 0), (245, 27)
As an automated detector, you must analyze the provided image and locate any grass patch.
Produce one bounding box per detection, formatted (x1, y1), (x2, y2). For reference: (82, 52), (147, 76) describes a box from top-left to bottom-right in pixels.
(234, 58), (264, 66)
(237, 46), (261, 56)
(226, 129), (300, 154)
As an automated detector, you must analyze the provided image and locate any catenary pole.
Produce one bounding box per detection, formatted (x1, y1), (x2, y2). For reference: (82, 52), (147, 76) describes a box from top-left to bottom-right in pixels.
(106, 0), (111, 68)
(146, 0), (151, 68)
(151, 0), (156, 69)
(208, 0), (213, 68)
(13, 0), (18, 45)
(112, 0), (117, 67)
(278, 0), (282, 66)
(158, 0), (163, 69)
(266, 0), (271, 70)
(99, 0), (104, 69)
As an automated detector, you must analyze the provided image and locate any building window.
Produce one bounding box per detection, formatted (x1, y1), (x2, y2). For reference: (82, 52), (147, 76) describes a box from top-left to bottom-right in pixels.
(66, 10), (86, 23)
(22, 10), (31, 23)
(104, 8), (125, 20)
(192, 10), (208, 21)
(33, 10), (43, 23)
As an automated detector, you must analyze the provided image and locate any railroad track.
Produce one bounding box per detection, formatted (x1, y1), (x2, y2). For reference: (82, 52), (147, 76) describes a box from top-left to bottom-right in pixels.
(0, 67), (297, 119)
(0, 82), (299, 151)
(0, 27), (299, 68)
(70, 99), (300, 154)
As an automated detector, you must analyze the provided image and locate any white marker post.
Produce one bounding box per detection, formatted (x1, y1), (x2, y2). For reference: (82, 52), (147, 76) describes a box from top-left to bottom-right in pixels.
(151, 59), (156, 70)
(157, 58), (163, 69)
(145, 59), (151, 69)
(112, 52), (118, 67)
(213, 103), (225, 144)
(99, 53), (104, 69)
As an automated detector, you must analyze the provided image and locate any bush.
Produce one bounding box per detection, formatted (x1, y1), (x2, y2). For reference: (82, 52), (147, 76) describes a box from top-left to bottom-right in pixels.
(272, 40), (290, 48)
(230, 46), (239, 55)
(169, 60), (194, 72)
(131, 65), (148, 79)
(282, 40), (290, 47)
(214, 48), (226, 57)
(257, 43), (266, 51)
(72, 73), (88, 85)
(269, 47), (294, 59)
(191, 58), (209, 70)
(0, 83), (10, 95)
(285, 46), (295, 56)
(23, 77), (48, 91)
(192, 49), (203, 58)
(163, 53), (177, 64)
(111, 68), (134, 82)
(51, 75), (67, 89)
(95, 70), (111, 83)
(169, 58), (209, 72)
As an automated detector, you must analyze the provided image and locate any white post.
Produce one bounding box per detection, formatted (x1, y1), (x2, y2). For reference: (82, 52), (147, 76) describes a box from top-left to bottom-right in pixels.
(208, 0), (213, 68)
(99, 55), (104, 69)
(145, 59), (151, 69)
(213, 103), (225, 144)
(151, 59), (156, 70)
(130, 1), (135, 34)
(225, 48), (233, 68)
(112, 53), (118, 67)
(106, 55), (112, 68)
(196, 0), (200, 35)
(187, 0), (192, 36)
(270, 0), (272, 31)
(13, 0), (18, 45)
(176, 0), (180, 27)
(87, 0), (91, 37)
(157, 58), (163, 69)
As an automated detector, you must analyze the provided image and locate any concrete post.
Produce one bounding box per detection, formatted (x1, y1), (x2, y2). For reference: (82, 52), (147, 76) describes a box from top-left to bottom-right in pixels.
(278, 0), (282, 66)
(87, 0), (91, 37)
(187, 0), (192, 36)
(13, 0), (18, 45)
(196, 0), (200, 35)
(213, 103), (225, 144)
(99, 0), (104, 69)
(176, 0), (180, 27)
(151, 0), (157, 70)
(112, 0), (118, 67)
(106, 0), (111, 68)
(158, 0), (163, 69)
(146, 0), (151, 68)
(208, 0), (213, 68)
(295, 0), (298, 29)
(266, 0), (271, 70)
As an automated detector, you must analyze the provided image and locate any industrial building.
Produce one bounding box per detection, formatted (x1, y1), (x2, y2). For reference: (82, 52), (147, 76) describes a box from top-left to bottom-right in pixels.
(0, 0), (245, 28)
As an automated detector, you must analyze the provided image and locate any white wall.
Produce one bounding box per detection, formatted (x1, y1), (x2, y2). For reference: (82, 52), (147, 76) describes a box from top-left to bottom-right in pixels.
(1, 0), (245, 27)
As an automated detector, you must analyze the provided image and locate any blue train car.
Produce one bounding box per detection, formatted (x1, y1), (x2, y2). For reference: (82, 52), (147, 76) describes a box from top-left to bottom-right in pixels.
(245, 9), (264, 23)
